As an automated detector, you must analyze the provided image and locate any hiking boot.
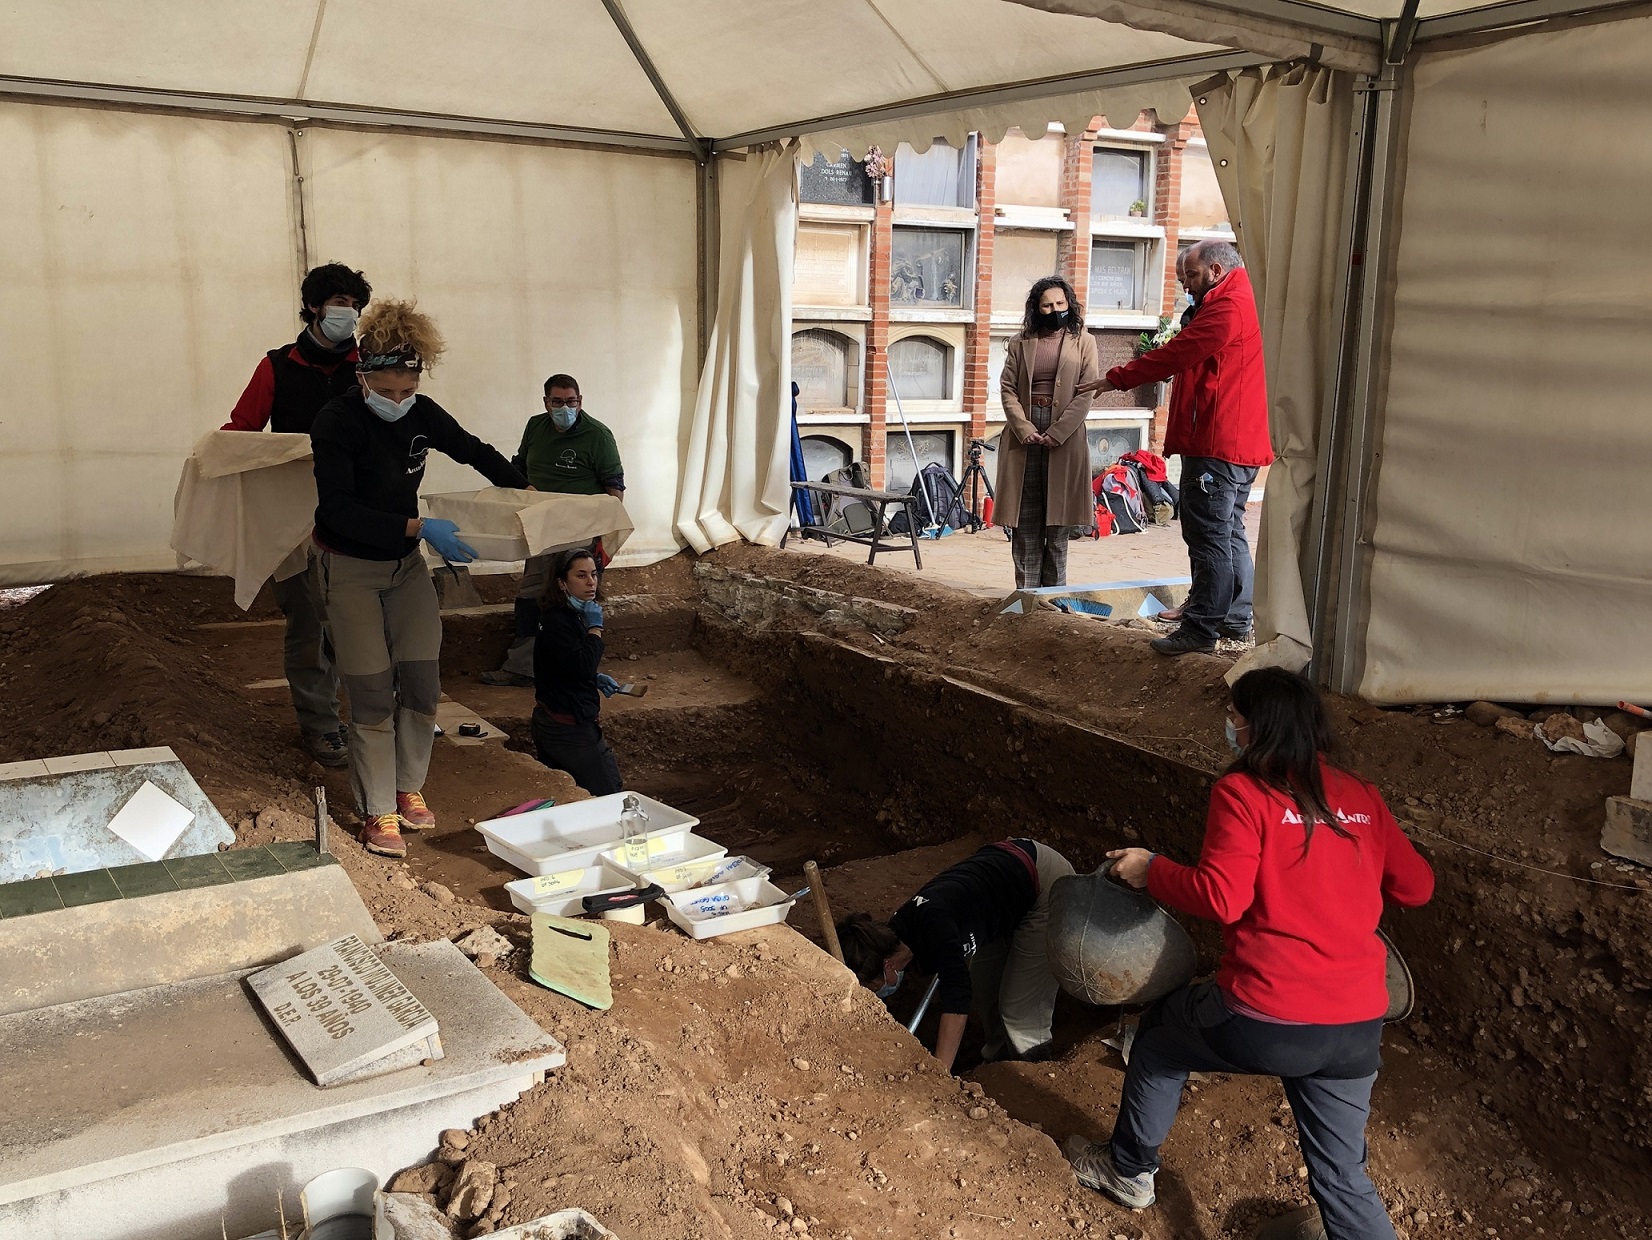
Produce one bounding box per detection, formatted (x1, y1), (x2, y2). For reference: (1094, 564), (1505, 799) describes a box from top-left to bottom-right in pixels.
(479, 668), (534, 688)
(396, 790), (436, 830)
(361, 814), (407, 858)
(1219, 624), (1253, 639)
(1062, 1135), (1156, 1209)
(1150, 628), (1217, 657)
(303, 729), (349, 768)
(1252, 1205), (1327, 1240)
(1155, 605), (1184, 623)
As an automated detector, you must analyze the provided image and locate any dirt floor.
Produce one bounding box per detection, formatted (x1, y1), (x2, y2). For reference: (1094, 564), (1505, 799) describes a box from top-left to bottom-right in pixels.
(2, 548), (1649, 1238)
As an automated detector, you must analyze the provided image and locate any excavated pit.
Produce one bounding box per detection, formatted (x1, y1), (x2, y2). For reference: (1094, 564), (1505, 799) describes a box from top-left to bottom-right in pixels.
(1, 555), (1649, 1236)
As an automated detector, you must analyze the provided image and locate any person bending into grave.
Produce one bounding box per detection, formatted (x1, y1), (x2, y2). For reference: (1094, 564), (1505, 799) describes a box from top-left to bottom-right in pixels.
(223, 261), (372, 770)
(1065, 668), (1434, 1240)
(481, 373), (626, 688)
(529, 546), (624, 797)
(836, 838), (1075, 1073)
(308, 300), (527, 858)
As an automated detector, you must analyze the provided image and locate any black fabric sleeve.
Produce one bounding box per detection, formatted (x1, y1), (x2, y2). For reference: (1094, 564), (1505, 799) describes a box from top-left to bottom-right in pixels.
(310, 407), (413, 556)
(533, 607), (605, 715)
(894, 903), (973, 1015)
(427, 401), (530, 489)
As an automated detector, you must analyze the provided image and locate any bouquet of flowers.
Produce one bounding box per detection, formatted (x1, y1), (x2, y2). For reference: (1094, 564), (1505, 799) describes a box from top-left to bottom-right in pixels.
(1134, 314), (1178, 357)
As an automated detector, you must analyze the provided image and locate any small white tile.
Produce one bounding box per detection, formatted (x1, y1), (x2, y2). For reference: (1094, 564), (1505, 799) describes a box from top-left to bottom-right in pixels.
(42, 751), (114, 775)
(109, 747), (180, 767)
(0, 759), (50, 782)
(105, 780), (196, 862)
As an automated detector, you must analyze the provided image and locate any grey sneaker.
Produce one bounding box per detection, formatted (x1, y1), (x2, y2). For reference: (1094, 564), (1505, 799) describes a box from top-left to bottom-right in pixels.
(1062, 1135), (1156, 1209)
(303, 729), (349, 768)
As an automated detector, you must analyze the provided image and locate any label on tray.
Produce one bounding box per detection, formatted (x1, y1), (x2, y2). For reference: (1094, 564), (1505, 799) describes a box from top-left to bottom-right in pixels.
(656, 857), (721, 886)
(532, 868), (587, 895)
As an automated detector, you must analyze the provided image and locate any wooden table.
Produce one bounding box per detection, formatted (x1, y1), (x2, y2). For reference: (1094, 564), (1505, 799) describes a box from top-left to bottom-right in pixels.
(783, 481), (923, 568)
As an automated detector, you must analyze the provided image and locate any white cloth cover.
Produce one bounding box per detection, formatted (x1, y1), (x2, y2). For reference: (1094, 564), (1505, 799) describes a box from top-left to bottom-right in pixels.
(1360, 16), (1652, 704)
(676, 145), (798, 554)
(1193, 65), (1355, 683)
(421, 488), (634, 560)
(171, 431), (319, 609)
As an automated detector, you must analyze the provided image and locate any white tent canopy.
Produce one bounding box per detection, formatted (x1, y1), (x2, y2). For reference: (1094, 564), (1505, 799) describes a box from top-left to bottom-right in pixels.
(3, 0), (1649, 703)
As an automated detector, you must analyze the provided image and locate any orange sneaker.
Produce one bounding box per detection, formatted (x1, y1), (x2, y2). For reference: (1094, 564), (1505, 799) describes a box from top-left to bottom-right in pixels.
(396, 790), (436, 830)
(361, 814), (407, 857)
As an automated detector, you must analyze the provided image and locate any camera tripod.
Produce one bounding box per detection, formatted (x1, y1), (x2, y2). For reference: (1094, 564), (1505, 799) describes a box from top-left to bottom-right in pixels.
(956, 439), (996, 534)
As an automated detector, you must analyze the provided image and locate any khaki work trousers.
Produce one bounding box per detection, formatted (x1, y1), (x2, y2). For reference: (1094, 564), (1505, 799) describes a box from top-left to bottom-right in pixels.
(316, 546), (443, 818)
(968, 843), (1076, 1058)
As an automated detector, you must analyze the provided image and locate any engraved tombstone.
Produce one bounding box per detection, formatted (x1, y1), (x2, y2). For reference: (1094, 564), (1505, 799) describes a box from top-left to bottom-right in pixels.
(800, 151), (874, 206)
(248, 934), (442, 1086)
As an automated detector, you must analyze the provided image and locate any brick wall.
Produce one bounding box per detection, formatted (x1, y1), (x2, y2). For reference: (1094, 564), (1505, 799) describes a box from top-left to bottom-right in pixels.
(864, 189), (893, 489)
(963, 141), (997, 445)
(1057, 131), (1093, 300)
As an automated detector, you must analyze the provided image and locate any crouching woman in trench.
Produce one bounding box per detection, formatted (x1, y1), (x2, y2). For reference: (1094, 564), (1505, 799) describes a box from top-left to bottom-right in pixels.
(1067, 668), (1434, 1240)
(836, 838), (1075, 1073)
(529, 546), (624, 796)
(309, 300), (528, 858)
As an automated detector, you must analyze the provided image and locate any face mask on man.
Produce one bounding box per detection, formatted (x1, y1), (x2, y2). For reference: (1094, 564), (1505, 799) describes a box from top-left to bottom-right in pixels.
(319, 306), (359, 343)
(876, 967), (905, 999)
(1034, 308), (1069, 333)
(550, 406), (579, 432)
(363, 386), (417, 423)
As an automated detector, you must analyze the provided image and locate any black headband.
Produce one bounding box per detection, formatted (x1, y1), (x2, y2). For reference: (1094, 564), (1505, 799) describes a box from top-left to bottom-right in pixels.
(357, 346), (422, 373)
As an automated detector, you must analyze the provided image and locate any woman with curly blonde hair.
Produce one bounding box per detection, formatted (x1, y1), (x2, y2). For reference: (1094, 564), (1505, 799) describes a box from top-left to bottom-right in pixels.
(309, 299), (528, 857)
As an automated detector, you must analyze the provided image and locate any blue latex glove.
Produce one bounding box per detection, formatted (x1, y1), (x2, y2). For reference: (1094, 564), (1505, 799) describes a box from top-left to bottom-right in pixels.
(569, 596), (605, 628)
(419, 517), (477, 564)
(596, 672), (621, 698)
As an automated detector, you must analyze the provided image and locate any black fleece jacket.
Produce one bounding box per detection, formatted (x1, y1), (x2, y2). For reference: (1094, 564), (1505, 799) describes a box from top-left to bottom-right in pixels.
(310, 391), (527, 560)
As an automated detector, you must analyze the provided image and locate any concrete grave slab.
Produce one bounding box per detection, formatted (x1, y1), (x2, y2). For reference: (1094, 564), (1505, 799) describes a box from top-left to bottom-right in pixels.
(0, 939), (563, 1240)
(996, 576), (1191, 618)
(249, 934), (442, 1086)
(0, 750), (234, 882)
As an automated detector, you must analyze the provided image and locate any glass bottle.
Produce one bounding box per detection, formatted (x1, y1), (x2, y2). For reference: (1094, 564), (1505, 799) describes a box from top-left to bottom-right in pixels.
(620, 793), (650, 874)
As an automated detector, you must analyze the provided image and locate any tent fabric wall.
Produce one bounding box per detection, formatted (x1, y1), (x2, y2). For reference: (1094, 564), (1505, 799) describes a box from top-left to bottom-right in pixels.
(1357, 16), (1652, 704)
(1193, 65), (1354, 681)
(0, 103), (298, 584)
(676, 147), (798, 553)
(297, 128), (699, 567)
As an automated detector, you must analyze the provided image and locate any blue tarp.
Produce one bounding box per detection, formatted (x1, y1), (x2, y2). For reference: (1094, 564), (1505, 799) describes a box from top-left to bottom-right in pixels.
(789, 382), (816, 528)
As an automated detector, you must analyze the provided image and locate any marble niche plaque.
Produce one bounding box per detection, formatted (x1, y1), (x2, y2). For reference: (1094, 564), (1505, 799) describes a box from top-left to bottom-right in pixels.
(800, 151), (874, 205)
(249, 934), (442, 1086)
(795, 223), (864, 307)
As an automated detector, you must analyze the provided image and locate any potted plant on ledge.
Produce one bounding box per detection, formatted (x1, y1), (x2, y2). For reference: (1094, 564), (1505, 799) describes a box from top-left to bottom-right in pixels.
(1128, 199), (1147, 218)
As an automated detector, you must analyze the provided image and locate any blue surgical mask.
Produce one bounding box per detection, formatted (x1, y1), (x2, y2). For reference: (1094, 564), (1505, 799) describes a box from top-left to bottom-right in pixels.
(1224, 718), (1244, 756)
(876, 968), (905, 999)
(550, 406), (579, 432)
(319, 306), (359, 343)
(363, 386), (417, 422)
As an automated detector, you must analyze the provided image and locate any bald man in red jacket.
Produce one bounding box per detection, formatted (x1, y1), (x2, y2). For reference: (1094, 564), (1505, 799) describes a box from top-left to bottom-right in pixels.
(1089, 240), (1272, 656)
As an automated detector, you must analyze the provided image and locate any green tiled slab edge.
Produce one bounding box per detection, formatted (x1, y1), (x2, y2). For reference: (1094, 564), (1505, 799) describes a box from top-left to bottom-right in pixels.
(0, 844), (337, 919)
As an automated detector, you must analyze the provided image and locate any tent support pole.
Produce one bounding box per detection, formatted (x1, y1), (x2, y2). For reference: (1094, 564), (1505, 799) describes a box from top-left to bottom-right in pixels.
(1309, 51), (1405, 693)
(697, 156), (719, 365)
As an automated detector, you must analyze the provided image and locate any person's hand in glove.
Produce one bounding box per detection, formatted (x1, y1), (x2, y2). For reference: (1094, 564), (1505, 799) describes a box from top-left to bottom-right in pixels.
(596, 672), (621, 697)
(418, 517), (477, 564)
(569, 596), (605, 629)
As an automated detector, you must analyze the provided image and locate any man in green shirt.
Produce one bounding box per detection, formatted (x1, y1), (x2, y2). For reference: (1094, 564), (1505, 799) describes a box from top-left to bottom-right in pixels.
(482, 373), (626, 686)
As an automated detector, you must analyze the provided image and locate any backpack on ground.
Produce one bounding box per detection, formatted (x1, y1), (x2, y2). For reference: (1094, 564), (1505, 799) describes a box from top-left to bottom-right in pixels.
(820, 463), (877, 534)
(1094, 464), (1147, 534)
(888, 462), (969, 534)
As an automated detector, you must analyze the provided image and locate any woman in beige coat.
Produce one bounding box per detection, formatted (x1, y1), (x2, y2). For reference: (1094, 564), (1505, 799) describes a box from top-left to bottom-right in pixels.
(996, 276), (1100, 588)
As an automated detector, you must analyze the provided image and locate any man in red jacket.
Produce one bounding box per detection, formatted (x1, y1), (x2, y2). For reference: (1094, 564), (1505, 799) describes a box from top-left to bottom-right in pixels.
(1092, 240), (1272, 656)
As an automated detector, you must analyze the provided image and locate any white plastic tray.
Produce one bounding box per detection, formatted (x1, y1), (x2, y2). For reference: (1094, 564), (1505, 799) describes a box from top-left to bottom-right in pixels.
(601, 829), (728, 891)
(477, 792), (699, 876)
(504, 862), (633, 918)
(663, 876), (797, 939)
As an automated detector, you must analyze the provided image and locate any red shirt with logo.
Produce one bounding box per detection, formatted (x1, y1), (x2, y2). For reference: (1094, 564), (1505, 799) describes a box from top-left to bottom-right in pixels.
(1147, 762), (1434, 1024)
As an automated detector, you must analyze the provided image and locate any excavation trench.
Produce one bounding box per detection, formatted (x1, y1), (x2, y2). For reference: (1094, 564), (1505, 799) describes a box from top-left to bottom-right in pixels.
(1, 559), (1649, 1235)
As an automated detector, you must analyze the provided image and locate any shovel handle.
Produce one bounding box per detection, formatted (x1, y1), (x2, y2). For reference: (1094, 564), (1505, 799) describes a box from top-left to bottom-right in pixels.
(804, 861), (844, 964)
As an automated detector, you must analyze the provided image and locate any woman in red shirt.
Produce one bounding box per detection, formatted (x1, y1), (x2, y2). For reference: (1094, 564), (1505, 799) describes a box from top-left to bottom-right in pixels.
(1067, 668), (1433, 1240)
